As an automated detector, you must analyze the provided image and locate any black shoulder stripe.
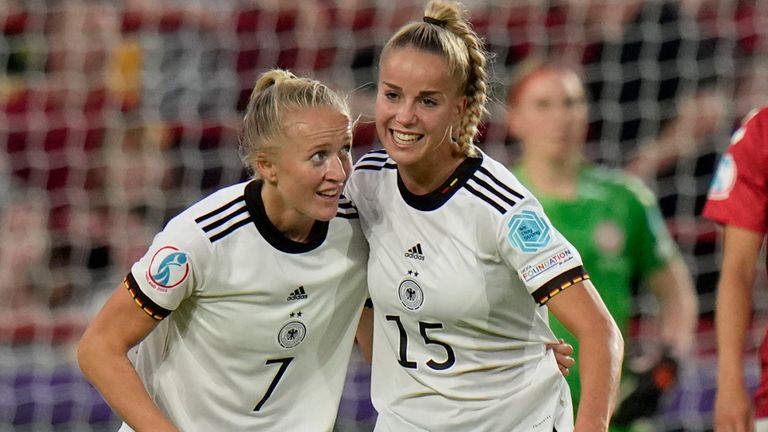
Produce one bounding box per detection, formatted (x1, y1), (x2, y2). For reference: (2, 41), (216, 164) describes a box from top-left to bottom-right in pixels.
(532, 266), (590, 306)
(194, 196), (246, 224)
(357, 154), (389, 164)
(355, 162), (397, 172)
(336, 194), (359, 218)
(125, 273), (171, 320)
(478, 167), (525, 200)
(470, 175), (519, 208)
(464, 184), (508, 214)
(209, 217), (254, 243)
(200, 205), (249, 233)
(338, 194), (356, 210)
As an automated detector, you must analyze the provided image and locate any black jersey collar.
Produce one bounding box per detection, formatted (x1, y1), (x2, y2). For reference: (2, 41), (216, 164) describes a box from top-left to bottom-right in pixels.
(397, 155), (483, 211)
(244, 180), (329, 254)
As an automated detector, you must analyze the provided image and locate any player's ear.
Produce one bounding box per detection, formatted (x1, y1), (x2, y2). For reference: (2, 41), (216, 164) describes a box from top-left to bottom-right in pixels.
(454, 95), (467, 118)
(254, 157), (278, 184)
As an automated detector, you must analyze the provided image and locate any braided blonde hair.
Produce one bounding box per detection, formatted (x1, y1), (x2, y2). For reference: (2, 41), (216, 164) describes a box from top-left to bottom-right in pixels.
(380, 0), (489, 157)
(239, 69), (350, 176)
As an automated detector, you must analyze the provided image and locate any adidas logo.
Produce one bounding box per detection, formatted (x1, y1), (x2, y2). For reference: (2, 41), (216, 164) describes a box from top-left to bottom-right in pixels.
(287, 286), (308, 301)
(404, 243), (425, 261)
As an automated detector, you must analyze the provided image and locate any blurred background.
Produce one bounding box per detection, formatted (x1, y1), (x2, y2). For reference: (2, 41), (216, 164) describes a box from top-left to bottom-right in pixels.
(0, 0), (766, 431)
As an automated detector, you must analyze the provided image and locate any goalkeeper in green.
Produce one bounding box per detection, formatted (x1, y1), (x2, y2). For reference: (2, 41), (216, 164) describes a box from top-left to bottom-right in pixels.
(506, 59), (698, 430)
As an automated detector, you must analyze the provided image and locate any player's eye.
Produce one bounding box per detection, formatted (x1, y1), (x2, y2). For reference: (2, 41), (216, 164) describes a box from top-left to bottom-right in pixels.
(310, 152), (328, 163)
(384, 91), (399, 101)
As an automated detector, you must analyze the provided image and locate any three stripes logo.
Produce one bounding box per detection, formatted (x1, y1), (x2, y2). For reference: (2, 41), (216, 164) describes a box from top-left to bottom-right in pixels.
(404, 243), (425, 261)
(287, 286), (308, 301)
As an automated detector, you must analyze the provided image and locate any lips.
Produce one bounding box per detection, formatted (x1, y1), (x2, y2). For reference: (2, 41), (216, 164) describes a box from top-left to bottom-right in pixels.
(316, 188), (341, 199)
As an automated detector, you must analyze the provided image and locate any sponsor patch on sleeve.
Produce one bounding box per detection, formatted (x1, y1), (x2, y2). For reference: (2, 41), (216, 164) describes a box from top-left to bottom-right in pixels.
(507, 210), (551, 253)
(519, 247), (575, 283)
(707, 153), (736, 201)
(144, 245), (190, 292)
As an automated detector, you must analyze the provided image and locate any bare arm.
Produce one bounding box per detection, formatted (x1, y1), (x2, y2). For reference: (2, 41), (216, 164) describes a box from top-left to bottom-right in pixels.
(547, 279), (624, 432)
(77, 281), (179, 432)
(646, 257), (698, 358)
(714, 225), (764, 432)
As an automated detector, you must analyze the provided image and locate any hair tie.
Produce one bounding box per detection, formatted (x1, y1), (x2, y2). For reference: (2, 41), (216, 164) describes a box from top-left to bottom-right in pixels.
(423, 16), (447, 27)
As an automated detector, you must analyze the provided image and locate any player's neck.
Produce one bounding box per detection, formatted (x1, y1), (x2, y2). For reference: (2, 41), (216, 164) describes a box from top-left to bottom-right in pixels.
(260, 185), (314, 243)
(398, 150), (465, 196)
(522, 155), (580, 199)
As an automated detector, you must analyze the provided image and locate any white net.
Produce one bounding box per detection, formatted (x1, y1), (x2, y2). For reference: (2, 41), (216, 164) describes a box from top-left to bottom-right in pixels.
(1, 1), (766, 431)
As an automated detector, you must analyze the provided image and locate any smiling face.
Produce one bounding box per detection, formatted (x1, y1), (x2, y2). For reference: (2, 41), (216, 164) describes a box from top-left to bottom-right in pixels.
(375, 46), (466, 171)
(257, 106), (353, 232)
(508, 68), (588, 165)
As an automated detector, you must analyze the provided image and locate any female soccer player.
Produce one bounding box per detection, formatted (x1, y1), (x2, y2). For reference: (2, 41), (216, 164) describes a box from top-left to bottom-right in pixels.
(506, 59), (697, 428)
(345, 1), (624, 430)
(77, 69), (369, 431)
(704, 106), (768, 432)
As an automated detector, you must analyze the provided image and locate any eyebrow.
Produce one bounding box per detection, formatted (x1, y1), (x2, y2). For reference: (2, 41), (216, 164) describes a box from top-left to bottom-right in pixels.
(381, 81), (444, 98)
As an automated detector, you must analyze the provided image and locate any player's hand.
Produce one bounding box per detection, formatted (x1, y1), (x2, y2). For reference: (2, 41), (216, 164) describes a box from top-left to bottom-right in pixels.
(613, 352), (679, 426)
(547, 339), (574, 377)
(714, 381), (754, 432)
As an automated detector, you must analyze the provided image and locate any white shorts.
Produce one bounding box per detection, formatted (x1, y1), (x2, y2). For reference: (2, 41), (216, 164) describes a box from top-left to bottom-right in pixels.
(757, 417), (768, 432)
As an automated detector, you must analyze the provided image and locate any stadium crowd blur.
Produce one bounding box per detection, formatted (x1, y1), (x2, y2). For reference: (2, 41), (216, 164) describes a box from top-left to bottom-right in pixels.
(1, 0), (766, 430)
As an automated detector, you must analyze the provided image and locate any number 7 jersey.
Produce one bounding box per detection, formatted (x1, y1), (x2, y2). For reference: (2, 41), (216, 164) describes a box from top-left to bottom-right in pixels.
(122, 180), (368, 431)
(346, 150), (587, 431)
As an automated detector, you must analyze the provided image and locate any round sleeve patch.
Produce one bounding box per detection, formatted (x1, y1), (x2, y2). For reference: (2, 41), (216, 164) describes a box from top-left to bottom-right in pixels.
(507, 210), (552, 253)
(146, 246), (190, 290)
(707, 153), (736, 201)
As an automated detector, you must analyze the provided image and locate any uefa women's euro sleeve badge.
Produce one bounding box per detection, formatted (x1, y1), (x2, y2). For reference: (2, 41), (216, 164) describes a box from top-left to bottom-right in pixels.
(145, 245), (190, 292)
(506, 210), (551, 253)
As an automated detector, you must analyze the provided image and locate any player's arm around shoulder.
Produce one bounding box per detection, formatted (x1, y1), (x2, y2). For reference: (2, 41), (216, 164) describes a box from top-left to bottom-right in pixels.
(77, 276), (179, 432)
(355, 303), (374, 364)
(547, 279), (624, 432)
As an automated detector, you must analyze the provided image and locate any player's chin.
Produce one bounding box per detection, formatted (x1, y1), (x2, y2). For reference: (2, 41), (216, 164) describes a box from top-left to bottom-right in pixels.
(311, 198), (340, 221)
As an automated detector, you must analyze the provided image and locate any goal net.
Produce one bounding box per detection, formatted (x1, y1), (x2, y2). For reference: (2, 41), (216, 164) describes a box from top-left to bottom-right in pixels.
(1, 1), (766, 431)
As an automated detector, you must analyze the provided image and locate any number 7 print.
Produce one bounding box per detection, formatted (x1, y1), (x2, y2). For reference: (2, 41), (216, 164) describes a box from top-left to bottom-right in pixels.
(253, 357), (293, 412)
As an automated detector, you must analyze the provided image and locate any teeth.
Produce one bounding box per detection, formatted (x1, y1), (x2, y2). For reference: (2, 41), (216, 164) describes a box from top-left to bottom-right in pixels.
(392, 131), (422, 144)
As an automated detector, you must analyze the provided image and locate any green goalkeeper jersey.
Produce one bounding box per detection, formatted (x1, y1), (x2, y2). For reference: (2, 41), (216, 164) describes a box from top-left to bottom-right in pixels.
(512, 164), (678, 408)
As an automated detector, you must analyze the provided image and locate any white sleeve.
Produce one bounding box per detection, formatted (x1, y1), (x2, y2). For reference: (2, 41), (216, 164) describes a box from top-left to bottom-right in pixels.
(496, 196), (588, 305)
(129, 213), (211, 315)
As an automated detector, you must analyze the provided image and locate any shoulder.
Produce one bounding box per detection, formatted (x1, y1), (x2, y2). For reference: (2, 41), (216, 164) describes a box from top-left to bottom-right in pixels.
(173, 181), (251, 244)
(461, 153), (529, 216)
(733, 107), (768, 149)
(348, 149), (395, 189)
(583, 165), (657, 207)
(352, 149), (396, 173)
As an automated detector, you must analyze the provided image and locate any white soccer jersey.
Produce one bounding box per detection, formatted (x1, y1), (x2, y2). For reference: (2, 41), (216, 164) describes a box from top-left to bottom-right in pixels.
(120, 180), (368, 431)
(346, 150), (587, 432)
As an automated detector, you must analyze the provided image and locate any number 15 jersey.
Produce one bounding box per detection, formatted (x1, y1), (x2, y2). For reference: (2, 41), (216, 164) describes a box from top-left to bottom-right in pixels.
(346, 150), (587, 431)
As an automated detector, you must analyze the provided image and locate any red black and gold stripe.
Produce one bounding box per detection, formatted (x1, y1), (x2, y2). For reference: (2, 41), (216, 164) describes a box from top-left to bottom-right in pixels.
(124, 273), (171, 320)
(532, 266), (590, 306)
